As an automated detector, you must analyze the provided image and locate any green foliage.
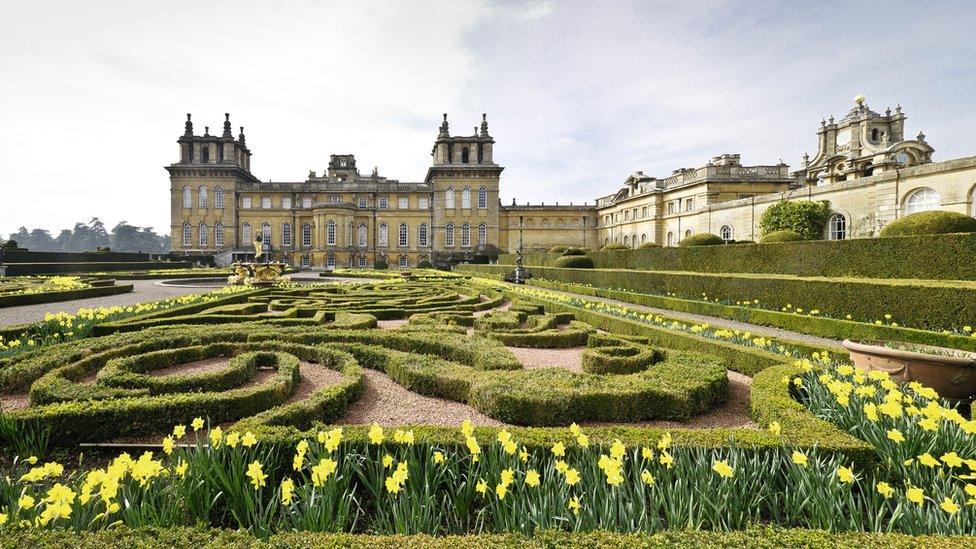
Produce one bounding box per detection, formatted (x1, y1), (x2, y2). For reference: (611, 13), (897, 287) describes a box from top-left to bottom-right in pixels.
(417, 259), (433, 269)
(678, 233), (724, 246)
(601, 243), (628, 251)
(761, 230), (804, 243)
(759, 200), (830, 240)
(1, 239), (18, 250)
(880, 210), (976, 237)
(561, 247), (587, 256)
(639, 241), (659, 248)
(553, 255), (594, 269)
(0, 283), (132, 309)
(373, 260), (390, 270)
(548, 245), (568, 253)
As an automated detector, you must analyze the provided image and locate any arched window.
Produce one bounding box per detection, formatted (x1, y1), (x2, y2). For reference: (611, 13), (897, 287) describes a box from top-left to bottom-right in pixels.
(182, 222), (191, 246)
(419, 223), (429, 247)
(242, 222), (251, 242)
(379, 223), (389, 247)
(214, 223), (224, 246)
(623, 235), (629, 246)
(358, 224), (367, 248)
(445, 223), (455, 246)
(214, 186), (224, 208)
(198, 186), (208, 208)
(182, 186), (191, 208)
(282, 222), (292, 247)
(302, 223), (312, 247)
(461, 187), (471, 208)
(478, 223), (487, 246)
(904, 187), (941, 214)
(477, 187), (488, 209)
(641, 234), (647, 244)
(262, 223), (272, 244)
(326, 220), (336, 245)
(685, 229), (693, 239)
(666, 231), (674, 247)
(461, 147), (469, 164)
(347, 222), (353, 246)
(828, 214), (847, 240)
(720, 225), (733, 242)
(198, 222), (208, 246)
(398, 223), (408, 247)
(972, 187), (976, 218)
(461, 223), (471, 247)
(445, 187), (455, 209)
(201, 146), (209, 163)
(632, 234), (637, 247)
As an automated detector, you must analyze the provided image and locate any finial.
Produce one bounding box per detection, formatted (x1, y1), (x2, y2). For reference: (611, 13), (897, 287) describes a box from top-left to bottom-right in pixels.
(917, 130), (926, 141)
(480, 113), (489, 137)
(474, 126), (479, 136)
(854, 94), (866, 106)
(828, 116), (834, 124)
(895, 103), (902, 114)
(204, 126), (210, 136)
(184, 113), (193, 137)
(438, 113), (450, 138)
(223, 113), (233, 138)
(885, 106), (891, 116)
(238, 126), (246, 145)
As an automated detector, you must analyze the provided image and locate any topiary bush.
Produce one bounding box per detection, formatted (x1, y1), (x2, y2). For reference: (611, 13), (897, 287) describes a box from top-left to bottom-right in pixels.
(761, 230), (804, 243)
(759, 200), (830, 240)
(417, 259), (433, 269)
(639, 242), (659, 249)
(880, 210), (976, 237)
(373, 260), (389, 270)
(678, 233), (724, 247)
(553, 255), (594, 269)
(729, 240), (756, 245)
(601, 243), (628, 251)
(562, 247), (587, 256)
(549, 245), (568, 253)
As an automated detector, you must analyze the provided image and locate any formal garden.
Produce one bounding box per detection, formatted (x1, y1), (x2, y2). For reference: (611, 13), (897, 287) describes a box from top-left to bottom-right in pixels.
(0, 243), (975, 546)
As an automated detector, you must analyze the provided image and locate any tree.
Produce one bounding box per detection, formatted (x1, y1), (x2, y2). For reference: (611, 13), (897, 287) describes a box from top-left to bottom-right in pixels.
(759, 200), (831, 240)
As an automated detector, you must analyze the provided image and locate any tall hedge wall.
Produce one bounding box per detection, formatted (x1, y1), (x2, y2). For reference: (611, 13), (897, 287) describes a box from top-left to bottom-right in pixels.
(3, 261), (193, 276)
(497, 233), (976, 280)
(458, 264), (976, 331)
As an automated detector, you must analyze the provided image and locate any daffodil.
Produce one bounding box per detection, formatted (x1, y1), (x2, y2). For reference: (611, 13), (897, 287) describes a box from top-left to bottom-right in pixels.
(525, 469), (540, 487)
(791, 451), (808, 467)
(768, 421), (781, 436)
(246, 460), (266, 490)
(368, 423), (385, 445)
(568, 496), (581, 515)
(191, 417), (205, 431)
(906, 486), (925, 505)
(837, 466), (854, 484)
(241, 432), (257, 448)
(551, 442), (566, 457)
(941, 497), (960, 514)
(712, 460), (734, 478)
(564, 468), (581, 486)
(280, 478), (295, 505)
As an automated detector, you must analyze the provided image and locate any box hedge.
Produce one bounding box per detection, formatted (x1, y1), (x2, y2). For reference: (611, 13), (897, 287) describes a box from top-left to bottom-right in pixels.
(879, 211), (976, 237)
(0, 283), (133, 308)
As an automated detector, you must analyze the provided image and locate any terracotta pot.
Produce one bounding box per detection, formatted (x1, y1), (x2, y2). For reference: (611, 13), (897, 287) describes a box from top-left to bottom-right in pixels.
(842, 339), (976, 401)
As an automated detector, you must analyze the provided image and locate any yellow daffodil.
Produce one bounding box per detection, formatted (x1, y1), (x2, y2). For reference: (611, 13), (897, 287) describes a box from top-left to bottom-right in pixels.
(280, 478), (295, 505)
(162, 436), (174, 455)
(173, 425), (186, 439)
(568, 496), (581, 515)
(475, 478), (487, 495)
(433, 451), (444, 464)
(191, 417), (205, 431)
(941, 497), (960, 514)
(564, 468), (581, 486)
(886, 429), (904, 443)
(241, 432), (257, 448)
(368, 423), (385, 445)
(712, 460), (734, 478)
(246, 461), (267, 490)
(551, 442), (566, 457)
(837, 466), (855, 484)
(876, 482), (894, 499)
(768, 421), (781, 436)
(906, 486), (925, 505)
(791, 451), (808, 467)
(525, 469), (540, 487)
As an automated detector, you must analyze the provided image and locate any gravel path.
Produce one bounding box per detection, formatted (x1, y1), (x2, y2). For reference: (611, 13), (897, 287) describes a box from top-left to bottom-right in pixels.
(533, 285), (842, 348)
(507, 346), (585, 373)
(0, 280), (203, 327)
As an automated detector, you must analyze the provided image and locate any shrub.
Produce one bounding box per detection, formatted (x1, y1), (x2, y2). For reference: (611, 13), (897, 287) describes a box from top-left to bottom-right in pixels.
(417, 259), (433, 269)
(879, 210), (976, 237)
(553, 255), (594, 269)
(601, 243), (628, 251)
(678, 233), (724, 247)
(2, 239), (19, 250)
(761, 230), (804, 243)
(562, 247), (587, 256)
(759, 200), (830, 240)
(729, 239), (756, 245)
(373, 260), (389, 270)
(549, 245), (567, 253)
(639, 242), (659, 248)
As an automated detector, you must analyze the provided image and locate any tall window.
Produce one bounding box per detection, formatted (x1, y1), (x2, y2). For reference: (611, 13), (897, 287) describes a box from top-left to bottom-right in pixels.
(302, 197), (312, 208)
(720, 225), (733, 242)
(418, 223), (429, 247)
(666, 231), (674, 247)
(358, 197), (367, 209)
(399, 197), (409, 209)
(198, 186), (208, 208)
(215, 186), (224, 208)
(461, 223), (471, 247)
(302, 223), (312, 247)
(282, 222), (292, 246)
(182, 223), (191, 246)
(326, 256), (336, 269)
(445, 223), (455, 246)
(641, 234), (647, 244)
(358, 256), (367, 267)
(262, 223), (272, 244)
(418, 197), (429, 209)
(478, 223), (487, 246)
(182, 186), (191, 208)
(358, 224), (367, 248)
(445, 187), (455, 209)
(685, 229), (692, 239)
(379, 197), (388, 209)
(282, 197), (292, 209)
(242, 223), (251, 242)
(461, 187), (471, 208)
(199, 222), (208, 246)
(398, 255), (408, 268)
(201, 146), (209, 163)
(461, 147), (469, 164)
(326, 220), (336, 245)
(477, 187), (487, 209)
(347, 222), (353, 246)
(214, 223), (224, 246)
(301, 256), (310, 267)
(261, 197), (271, 209)
(623, 235), (629, 247)
(828, 214), (847, 240)
(905, 187), (940, 214)
(379, 223), (389, 247)
(398, 223), (408, 247)
(242, 197), (252, 209)
(972, 187), (976, 218)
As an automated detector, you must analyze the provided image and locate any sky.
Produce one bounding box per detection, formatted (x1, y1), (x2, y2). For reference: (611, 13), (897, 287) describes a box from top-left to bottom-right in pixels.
(1, 0), (975, 237)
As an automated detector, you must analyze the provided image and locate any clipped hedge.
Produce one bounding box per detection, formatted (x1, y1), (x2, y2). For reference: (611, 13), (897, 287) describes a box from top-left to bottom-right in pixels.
(553, 255), (595, 268)
(679, 233), (724, 246)
(3, 261), (193, 276)
(761, 230), (804, 243)
(0, 283), (133, 308)
(880, 210), (976, 237)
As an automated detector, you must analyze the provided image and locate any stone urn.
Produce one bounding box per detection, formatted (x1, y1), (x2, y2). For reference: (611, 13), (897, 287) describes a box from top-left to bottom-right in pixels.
(842, 339), (976, 401)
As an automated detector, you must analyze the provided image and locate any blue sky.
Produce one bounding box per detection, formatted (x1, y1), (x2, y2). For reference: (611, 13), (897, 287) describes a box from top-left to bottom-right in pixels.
(1, 0), (974, 235)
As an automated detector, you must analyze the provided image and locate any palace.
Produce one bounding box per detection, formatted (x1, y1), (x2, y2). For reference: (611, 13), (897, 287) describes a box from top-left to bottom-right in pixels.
(168, 97), (976, 266)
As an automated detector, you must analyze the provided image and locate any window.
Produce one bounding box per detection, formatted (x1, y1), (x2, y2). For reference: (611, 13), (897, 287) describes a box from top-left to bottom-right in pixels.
(347, 222), (353, 246)
(282, 197), (292, 209)
(666, 231), (674, 247)
(182, 223), (191, 246)
(667, 202), (675, 214)
(262, 223), (272, 244)
(419, 223), (429, 247)
(302, 223), (312, 247)
(720, 225), (733, 242)
(182, 186), (191, 208)
(302, 197), (312, 208)
(642, 206), (647, 218)
(379, 223), (389, 247)
(215, 223), (224, 246)
(201, 146), (209, 163)
(461, 147), (469, 164)
(445, 187), (455, 209)
(477, 187), (487, 209)
(623, 235), (629, 246)
(972, 188), (976, 218)
(330, 196), (340, 203)
(685, 198), (694, 211)
(418, 197), (429, 209)
(358, 256), (367, 268)
(242, 223), (251, 242)
(828, 214), (847, 240)
(904, 187), (941, 214)
(461, 223), (471, 247)
(398, 197), (409, 209)
(326, 256), (336, 269)
(301, 256), (310, 268)
(358, 224), (367, 248)
(242, 197), (252, 209)
(445, 223), (455, 246)
(378, 197), (388, 209)
(398, 256), (408, 268)
(282, 222), (292, 246)
(196, 186), (208, 208)
(398, 223), (408, 247)
(461, 187), (471, 208)
(641, 234), (647, 244)
(685, 229), (692, 239)
(215, 187), (224, 208)
(326, 220), (336, 245)
(199, 222), (208, 246)
(625, 211), (630, 221)
(478, 223), (487, 246)
(358, 197), (367, 209)
(261, 197), (271, 209)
